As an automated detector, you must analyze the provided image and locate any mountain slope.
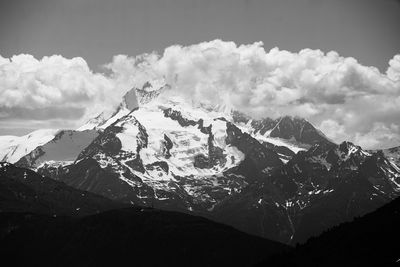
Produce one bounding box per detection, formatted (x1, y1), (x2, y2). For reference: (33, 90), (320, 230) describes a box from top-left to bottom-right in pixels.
(0, 208), (289, 267)
(259, 196), (400, 266)
(378, 145), (400, 167)
(0, 129), (58, 163)
(232, 111), (333, 161)
(0, 162), (126, 216)
(212, 141), (400, 243)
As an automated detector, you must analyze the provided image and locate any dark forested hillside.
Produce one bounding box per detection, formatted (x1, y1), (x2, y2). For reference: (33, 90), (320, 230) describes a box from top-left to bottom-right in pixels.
(258, 196), (400, 266)
(0, 208), (288, 267)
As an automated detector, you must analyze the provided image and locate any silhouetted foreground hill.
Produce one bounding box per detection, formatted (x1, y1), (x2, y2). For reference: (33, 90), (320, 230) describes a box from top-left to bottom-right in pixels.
(258, 196), (400, 267)
(0, 208), (288, 267)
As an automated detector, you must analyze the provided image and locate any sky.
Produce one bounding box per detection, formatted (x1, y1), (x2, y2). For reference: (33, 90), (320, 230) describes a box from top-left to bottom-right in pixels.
(0, 0), (399, 149)
(1, 0), (400, 71)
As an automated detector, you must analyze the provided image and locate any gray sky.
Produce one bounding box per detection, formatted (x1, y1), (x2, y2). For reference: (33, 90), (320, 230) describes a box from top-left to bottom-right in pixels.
(1, 0), (399, 71)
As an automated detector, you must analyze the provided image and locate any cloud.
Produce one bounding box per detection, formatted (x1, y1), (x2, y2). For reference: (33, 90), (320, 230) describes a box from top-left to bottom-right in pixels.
(106, 40), (400, 149)
(0, 54), (127, 127)
(387, 54), (400, 81)
(318, 119), (347, 142)
(1, 41), (400, 149)
(354, 123), (400, 149)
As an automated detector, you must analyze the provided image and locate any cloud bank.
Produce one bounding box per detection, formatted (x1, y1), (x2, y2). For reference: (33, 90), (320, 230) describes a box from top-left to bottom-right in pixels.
(107, 40), (400, 149)
(1, 40), (400, 149)
(0, 54), (128, 132)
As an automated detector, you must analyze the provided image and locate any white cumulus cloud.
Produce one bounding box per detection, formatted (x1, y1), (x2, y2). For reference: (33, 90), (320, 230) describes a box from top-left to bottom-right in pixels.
(0, 54), (109, 108)
(0, 54), (129, 129)
(387, 54), (400, 81)
(106, 40), (400, 149)
(1, 40), (400, 149)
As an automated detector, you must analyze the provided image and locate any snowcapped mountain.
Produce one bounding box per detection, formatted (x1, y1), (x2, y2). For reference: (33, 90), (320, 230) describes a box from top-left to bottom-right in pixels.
(232, 111), (333, 162)
(29, 82), (285, 211)
(2, 80), (400, 244)
(0, 129), (59, 163)
(233, 111), (332, 147)
(213, 140), (400, 243)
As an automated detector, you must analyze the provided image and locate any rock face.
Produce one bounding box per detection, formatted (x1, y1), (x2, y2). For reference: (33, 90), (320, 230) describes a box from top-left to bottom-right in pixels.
(3, 80), (400, 244)
(269, 116), (331, 145)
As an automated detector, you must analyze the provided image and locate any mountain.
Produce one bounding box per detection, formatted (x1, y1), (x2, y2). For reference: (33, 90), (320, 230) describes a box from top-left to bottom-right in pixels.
(0, 162), (126, 216)
(373, 145), (400, 167)
(259, 196), (400, 266)
(30, 82), (332, 220)
(3, 80), (400, 245)
(233, 112), (332, 146)
(0, 129), (58, 163)
(20, 82), (287, 213)
(212, 141), (400, 243)
(0, 162), (288, 266)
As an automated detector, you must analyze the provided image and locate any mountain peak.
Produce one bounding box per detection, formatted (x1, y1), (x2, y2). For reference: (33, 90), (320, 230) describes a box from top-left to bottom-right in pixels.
(122, 88), (139, 110)
(135, 80), (170, 105)
(269, 115), (332, 145)
(337, 141), (367, 156)
(278, 115), (306, 122)
(338, 140), (358, 150)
